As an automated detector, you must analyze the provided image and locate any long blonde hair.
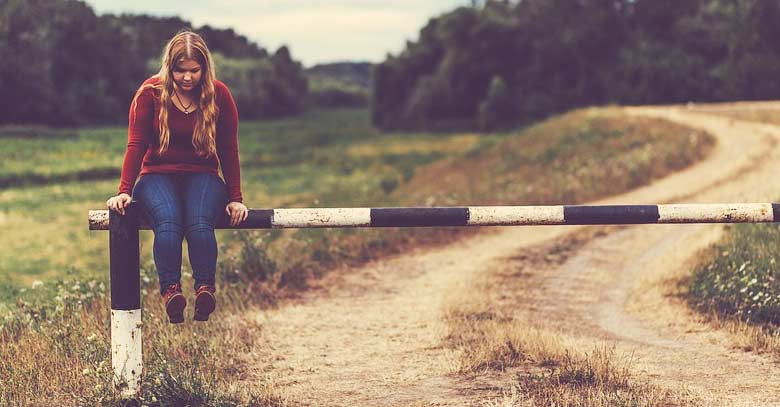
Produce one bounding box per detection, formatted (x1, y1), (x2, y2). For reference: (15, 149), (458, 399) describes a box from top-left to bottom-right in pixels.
(130, 30), (219, 158)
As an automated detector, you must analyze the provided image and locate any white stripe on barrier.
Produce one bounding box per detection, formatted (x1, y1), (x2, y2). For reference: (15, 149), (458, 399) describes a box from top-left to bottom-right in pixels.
(272, 208), (372, 228)
(111, 309), (142, 398)
(467, 205), (565, 225)
(657, 203), (774, 223)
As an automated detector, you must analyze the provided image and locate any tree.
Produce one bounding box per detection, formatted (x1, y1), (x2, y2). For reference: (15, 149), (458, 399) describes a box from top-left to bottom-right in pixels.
(478, 75), (515, 130)
(372, 0), (780, 131)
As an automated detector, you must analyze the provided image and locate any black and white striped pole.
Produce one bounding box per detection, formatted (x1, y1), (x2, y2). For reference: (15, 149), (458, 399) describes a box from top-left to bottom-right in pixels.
(89, 202), (780, 398)
(91, 203), (780, 231)
(106, 205), (142, 399)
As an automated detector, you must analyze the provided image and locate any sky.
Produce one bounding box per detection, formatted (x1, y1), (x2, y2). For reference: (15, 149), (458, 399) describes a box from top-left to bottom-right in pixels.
(85, 0), (469, 67)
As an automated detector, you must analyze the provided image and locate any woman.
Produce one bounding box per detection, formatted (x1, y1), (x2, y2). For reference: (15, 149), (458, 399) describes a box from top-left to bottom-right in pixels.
(106, 30), (248, 323)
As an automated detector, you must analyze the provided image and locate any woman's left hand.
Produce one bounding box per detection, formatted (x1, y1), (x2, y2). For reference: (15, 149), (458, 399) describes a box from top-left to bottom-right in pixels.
(225, 201), (249, 227)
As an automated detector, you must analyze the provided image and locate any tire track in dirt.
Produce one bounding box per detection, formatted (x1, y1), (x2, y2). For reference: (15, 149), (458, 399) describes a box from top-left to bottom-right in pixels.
(243, 104), (780, 406)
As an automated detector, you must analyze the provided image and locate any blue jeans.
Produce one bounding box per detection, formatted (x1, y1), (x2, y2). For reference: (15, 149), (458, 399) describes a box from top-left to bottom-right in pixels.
(131, 172), (229, 295)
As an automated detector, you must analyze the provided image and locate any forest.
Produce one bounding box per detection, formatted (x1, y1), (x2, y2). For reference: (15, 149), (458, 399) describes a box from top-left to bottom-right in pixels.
(5, 0), (780, 131)
(0, 0), (308, 125)
(373, 0), (780, 130)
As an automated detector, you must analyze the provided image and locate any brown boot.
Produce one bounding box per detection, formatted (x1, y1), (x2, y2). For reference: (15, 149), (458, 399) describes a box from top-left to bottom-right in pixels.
(194, 285), (216, 321)
(162, 282), (186, 324)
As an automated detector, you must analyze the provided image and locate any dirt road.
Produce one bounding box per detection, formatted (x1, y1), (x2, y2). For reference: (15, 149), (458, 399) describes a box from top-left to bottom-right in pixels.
(245, 104), (780, 406)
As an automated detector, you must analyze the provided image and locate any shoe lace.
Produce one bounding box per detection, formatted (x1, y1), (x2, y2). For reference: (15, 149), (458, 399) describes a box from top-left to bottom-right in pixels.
(163, 283), (181, 298)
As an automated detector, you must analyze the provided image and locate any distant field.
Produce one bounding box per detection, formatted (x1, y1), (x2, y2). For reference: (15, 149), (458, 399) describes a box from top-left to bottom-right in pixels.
(688, 105), (780, 126)
(0, 127), (124, 187)
(0, 108), (496, 299)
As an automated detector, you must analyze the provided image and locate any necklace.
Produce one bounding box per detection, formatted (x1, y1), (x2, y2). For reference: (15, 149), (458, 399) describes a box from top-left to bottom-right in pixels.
(173, 89), (194, 114)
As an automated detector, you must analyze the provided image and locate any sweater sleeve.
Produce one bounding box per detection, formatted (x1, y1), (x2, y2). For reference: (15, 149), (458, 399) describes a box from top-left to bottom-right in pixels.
(216, 82), (243, 203)
(118, 87), (154, 196)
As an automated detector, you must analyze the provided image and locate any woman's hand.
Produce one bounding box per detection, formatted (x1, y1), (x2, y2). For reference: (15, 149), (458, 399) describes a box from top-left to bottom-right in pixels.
(225, 201), (248, 227)
(106, 193), (132, 216)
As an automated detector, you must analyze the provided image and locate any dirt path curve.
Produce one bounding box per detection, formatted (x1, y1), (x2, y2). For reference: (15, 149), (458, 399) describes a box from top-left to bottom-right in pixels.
(245, 104), (780, 406)
(528, 107), (780, 406)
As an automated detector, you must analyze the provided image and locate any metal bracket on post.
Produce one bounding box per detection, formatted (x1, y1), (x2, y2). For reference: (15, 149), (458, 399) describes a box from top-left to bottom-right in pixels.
(109, 203), (142, 400)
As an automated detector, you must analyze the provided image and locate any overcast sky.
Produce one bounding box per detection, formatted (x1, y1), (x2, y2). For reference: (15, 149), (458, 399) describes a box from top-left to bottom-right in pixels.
(85, 0), (468, 66)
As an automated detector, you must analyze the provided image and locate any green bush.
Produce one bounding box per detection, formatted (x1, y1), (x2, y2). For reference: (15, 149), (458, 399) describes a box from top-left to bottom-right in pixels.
(689, 224), (780, 325)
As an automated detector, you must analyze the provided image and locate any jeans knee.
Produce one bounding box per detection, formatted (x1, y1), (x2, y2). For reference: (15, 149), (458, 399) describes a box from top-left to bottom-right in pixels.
(155, 220), (183, 237)
(184, 217), (215, 237)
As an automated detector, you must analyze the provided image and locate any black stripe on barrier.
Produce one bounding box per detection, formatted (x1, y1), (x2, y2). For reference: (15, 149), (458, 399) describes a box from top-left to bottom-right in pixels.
(564, 205), (660, 225)
(773, 203), (780, 223)
(371, 207), (469, 227)
(215, 209), (274, 229)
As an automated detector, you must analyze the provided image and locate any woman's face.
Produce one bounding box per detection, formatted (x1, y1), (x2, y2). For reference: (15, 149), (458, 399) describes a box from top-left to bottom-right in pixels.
(172, 58), (202, 92)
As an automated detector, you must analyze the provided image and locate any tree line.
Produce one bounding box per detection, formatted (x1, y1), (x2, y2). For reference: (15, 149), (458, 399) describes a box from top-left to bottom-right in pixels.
(306, 62), (372, 108)
(372, 0), (780, 131)
(0, 0), (308, 125)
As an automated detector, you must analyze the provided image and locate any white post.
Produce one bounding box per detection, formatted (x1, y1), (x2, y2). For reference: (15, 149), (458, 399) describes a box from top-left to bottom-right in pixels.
(111, 310), (143, 397)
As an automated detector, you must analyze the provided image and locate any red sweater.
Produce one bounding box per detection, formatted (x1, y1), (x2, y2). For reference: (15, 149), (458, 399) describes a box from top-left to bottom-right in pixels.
(118, 76), (243, 203)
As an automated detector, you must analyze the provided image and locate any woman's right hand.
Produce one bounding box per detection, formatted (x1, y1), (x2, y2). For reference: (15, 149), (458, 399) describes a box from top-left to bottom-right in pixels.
(107, 193), (132, 215)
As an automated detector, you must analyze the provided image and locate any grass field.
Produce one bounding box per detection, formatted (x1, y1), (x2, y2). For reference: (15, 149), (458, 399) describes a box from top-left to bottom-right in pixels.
(0, 106), (715, 405)
(0, 108), (494, 301)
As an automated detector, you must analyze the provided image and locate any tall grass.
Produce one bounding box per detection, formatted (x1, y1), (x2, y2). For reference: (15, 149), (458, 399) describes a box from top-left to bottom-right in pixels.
(0, 265), (286, 406)
(510, 345), (703, 407)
